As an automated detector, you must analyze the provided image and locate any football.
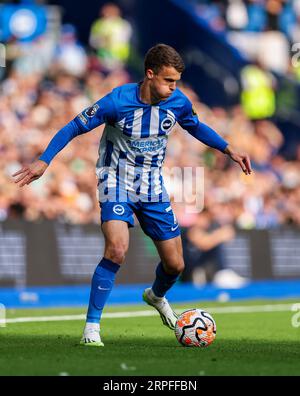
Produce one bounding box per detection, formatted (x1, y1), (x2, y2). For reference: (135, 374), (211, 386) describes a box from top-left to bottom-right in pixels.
(175, 309), (217, 347)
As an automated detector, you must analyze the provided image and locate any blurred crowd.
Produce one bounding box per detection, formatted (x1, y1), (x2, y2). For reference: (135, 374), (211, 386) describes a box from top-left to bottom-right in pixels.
(191, 0), (300, 39)
(0, 2), (300, 234)
(190, 0), (300, 78)
(0, 68), (130, 224)
(1, 67), (300, 229)
(169, 87), (300, 231)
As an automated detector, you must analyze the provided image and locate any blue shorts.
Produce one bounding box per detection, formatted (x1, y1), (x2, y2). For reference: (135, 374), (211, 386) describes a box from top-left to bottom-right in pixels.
(100, 201), (181, 241)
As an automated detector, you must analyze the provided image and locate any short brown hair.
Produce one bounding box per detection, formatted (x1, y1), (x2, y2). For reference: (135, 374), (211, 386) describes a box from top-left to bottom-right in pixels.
(144, 44), (185, 74)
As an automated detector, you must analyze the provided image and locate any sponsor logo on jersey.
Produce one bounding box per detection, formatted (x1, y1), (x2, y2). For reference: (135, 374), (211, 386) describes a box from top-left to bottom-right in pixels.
(126, 137), (166, 153)
(85, 103), (99, 118)
(113, 204), (125, 215)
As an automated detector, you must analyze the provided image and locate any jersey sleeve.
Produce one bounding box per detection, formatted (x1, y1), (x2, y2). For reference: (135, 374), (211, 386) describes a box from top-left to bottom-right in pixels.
(73, 92), (117, 132)
(38, 119), (80, 165)
(39, 92), (117, 165)
(178, 97), (229, 153)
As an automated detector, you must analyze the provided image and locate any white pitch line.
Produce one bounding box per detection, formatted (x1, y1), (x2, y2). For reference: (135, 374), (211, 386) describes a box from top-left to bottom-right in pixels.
(207, 303), (296, 314)
(3, 311), (155, 324)
(1, 303), (297, 324)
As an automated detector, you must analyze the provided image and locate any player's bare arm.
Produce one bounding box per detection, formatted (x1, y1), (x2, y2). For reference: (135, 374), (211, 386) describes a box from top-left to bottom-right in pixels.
(224, 144), (252, 175)
(12, 160), (49, 187)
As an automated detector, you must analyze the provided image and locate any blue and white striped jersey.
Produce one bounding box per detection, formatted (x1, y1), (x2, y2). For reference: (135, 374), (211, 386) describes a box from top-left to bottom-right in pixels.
(73, 82), (227, 202)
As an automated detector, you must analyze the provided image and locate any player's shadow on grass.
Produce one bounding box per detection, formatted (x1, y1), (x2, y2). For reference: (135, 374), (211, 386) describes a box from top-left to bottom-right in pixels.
(2, 334), (300, 354)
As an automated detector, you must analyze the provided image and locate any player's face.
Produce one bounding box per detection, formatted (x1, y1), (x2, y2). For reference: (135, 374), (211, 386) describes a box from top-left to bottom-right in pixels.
(147, 66), (181, 101)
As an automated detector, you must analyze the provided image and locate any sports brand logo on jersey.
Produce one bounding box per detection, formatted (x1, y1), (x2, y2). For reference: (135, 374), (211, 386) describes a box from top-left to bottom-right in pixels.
(113, 204), (125, 215)
(85, 104), (99, 118)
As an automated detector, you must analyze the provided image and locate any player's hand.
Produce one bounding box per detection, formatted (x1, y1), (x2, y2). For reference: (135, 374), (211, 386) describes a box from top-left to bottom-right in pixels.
(224, 144), (252, 175)
(12, 160), (49, 187)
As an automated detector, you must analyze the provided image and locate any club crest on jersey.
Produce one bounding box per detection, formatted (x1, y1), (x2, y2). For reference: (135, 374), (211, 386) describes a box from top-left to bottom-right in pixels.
(113, 204), (125, 215)
(161, 114), (176, 132)
(85, 104), (99, 118)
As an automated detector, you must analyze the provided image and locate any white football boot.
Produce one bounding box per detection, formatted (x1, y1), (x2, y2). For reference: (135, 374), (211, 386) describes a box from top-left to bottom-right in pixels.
(80, 322), (104, 347)
(143, 288), (178, 330)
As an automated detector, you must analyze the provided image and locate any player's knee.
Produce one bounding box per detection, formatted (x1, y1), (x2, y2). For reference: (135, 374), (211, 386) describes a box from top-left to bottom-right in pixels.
(175, 258), (185, 274)
(164, 257), (185, 275)
(105, 243), (128, 264)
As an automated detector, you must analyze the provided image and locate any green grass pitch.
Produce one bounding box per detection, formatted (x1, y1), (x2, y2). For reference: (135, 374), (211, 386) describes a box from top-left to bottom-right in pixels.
(1, 299), (300, 376)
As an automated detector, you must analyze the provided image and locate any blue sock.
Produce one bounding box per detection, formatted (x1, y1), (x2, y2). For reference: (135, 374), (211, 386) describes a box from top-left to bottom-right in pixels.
(152, 262), (179, 298)
(86, 257), (120, 324)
